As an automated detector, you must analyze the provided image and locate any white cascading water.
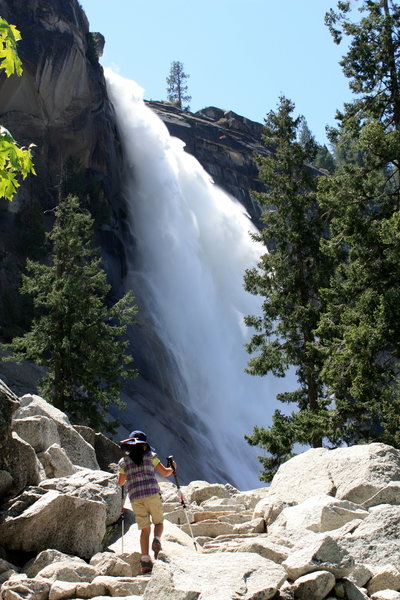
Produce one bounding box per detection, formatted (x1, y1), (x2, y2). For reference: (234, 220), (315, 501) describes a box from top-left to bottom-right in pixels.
(106, 69), (292, 490)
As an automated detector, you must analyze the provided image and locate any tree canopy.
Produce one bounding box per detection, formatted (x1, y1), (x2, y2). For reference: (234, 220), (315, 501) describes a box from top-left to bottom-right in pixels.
(317, 0), (400, 448)
(244, 97), (333, 480)
(246, 0), (400, 479)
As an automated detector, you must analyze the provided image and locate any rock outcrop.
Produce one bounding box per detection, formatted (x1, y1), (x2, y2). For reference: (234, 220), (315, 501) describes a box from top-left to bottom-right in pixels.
(2, 378), (400, 599)
(147, 102), (267, 225)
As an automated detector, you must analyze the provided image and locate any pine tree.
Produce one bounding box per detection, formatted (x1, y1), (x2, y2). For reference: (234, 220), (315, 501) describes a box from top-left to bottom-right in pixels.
(316, 0), (400, 447)
(3, 195), (137, 432)
(166, 61), (191, 111)
(244, 97), (334, 481)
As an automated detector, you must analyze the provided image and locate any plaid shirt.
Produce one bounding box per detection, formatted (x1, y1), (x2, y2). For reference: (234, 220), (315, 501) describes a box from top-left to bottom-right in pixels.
(118, 451), (161, 501)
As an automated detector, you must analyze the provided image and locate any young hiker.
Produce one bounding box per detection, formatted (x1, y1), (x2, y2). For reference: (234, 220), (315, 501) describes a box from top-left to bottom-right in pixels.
(117, 430), (176, 574)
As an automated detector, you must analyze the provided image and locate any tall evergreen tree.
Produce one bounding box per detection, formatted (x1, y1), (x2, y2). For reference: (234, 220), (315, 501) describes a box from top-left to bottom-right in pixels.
(3, 195), (137, 432)
(316, 0), (400, 447)
(244, 97), (333, 481)
(166, 60), (191, 110)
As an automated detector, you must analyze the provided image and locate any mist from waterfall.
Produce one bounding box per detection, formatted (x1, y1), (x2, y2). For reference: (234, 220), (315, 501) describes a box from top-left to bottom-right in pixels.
(106, 69), (292, 489)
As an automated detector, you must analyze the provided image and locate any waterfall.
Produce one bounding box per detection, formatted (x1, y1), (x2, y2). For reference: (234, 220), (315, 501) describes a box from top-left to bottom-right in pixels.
(105, 69), (291, 490)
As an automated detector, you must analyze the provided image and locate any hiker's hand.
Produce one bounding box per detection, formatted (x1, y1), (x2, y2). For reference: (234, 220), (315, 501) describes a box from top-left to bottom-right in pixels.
(170, 460), (177, 471)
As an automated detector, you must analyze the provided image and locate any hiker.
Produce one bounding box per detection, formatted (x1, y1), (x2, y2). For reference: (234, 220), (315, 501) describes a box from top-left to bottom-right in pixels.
(118, 430), (176, 574)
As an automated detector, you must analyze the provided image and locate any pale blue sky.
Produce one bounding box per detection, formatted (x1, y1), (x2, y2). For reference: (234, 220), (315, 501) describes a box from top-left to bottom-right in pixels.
(79, 0), (353, 145)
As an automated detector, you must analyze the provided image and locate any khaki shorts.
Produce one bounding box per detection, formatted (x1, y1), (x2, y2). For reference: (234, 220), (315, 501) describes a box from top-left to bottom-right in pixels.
(131, 493), (164, 530)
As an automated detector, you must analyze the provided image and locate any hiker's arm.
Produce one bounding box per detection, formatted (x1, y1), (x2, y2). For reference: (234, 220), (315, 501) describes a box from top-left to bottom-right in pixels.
(156, 461), (176, 477)
(118, 472), (126, 486)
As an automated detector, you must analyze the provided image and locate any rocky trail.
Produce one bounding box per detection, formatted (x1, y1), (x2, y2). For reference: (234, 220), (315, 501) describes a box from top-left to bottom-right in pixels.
(1, 379), (400, 600)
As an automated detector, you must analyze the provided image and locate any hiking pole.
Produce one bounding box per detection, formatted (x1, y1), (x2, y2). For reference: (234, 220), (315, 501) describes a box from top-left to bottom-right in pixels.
(167, 455), (198, 551)
(121, 485), (125, 553)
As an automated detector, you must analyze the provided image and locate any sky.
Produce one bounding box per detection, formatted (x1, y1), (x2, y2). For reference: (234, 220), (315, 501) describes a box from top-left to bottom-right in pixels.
(79, 0), (354, 146)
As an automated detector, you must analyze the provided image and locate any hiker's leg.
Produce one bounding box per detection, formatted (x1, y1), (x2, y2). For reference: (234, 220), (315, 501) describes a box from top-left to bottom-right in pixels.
(132, 499), (151, 556)
(140, 526), (151, 555)
(146, 495), (164, 538)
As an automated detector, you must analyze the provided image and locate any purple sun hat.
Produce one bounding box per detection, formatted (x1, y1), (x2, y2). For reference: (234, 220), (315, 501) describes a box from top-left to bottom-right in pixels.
(120, 430), (155, 451)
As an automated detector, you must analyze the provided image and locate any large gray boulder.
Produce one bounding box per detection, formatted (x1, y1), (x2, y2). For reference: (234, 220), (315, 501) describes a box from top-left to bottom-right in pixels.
(0, 578), (51, 600)
(38, 444), (78, 479)
(12, 415), (60, 453)
(268, 494), (369, 535)
(24, 549), (89, 578)
(9, 432), (41, 492)
(339, 505), (400, 570)
(143, 553), (286, 600)
(282, 535), (354, 580)
(74, 425), (123, 472)
(15, 395), (99, 470)
(0, 489), (106, 559)
(39, 468), (121, 526)
(182, 480), (238, 505)
(15, 394), (70, 425)
(266, 443), (400, 508)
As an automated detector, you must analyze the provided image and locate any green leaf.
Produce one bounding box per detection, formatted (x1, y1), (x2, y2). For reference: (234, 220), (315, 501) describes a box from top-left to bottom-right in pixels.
(0, 18), (22, 77)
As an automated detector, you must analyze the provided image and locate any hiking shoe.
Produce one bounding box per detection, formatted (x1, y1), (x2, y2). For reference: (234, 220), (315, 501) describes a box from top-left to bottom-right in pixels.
(152, 538), (162, 559)
(140, 558), (153, 574)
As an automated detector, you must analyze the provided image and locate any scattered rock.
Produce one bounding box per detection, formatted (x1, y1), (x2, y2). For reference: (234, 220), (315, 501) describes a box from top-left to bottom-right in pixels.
(24, 550), (86, 578)
(3, 380), (400, 600)
(183, 481), (238, 505)
(12, 416), (60, 454)
(367, 566), (400, 595)
(39, 469), (121, 526)
(143, 552), (286, 600)
(34, 560), (96, 582)
(89, 553), (132, 577)
(38, 444), (78, 479)
(1, 578), (51, 600)
(292, 570), (335, 600)
(0, 490), (107, 559)
(282, 535), (354, 579)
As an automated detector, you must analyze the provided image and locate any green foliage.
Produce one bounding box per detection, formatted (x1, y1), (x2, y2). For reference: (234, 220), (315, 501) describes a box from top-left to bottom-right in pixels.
(244, 96), (334, 480)
(315, 0), (400, 448)
(325, 0), (400, 130)
(0, 18), (22, 76)
(298, 117), (337, 173)
(0, 126), (36, 201)
(0, 18), (35, 201)
(3, 195), (138, 432)
(313, 145), (336, 173)
(166, 61), (191, 111)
